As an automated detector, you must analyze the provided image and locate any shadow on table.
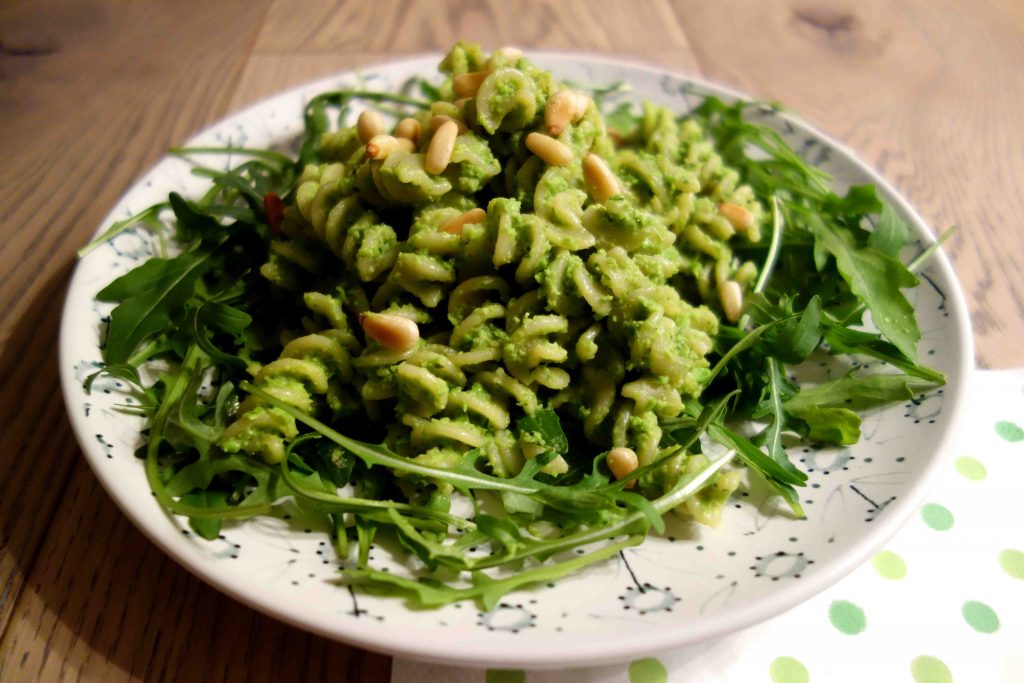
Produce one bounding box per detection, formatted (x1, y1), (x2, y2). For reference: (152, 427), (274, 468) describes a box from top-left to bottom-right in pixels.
(0, 259), (391, 682)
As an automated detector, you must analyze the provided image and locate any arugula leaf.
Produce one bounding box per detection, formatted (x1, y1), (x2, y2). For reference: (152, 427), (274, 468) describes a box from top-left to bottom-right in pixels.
(99, 249), (215, 365)
(78, 202), (169, 258)
(820, 316), (946, 384)
(870, 202), (911, 258)
(785, 372), (937, 414)
(793, 407), (861, 444)
(807, 214), (920, 359)
(708, 424), (805, 517)
(516, 409), (569, 457)
(343, 536), (641, 610)
(188, 301), (253, 369)
(757, 296), (822, 364)
(169, 192), (229, 242)
(181, 490), (229, 540)
(784, 372), (938, 444)
(821, 185), (883, 220)
(753, 359), (807, 482)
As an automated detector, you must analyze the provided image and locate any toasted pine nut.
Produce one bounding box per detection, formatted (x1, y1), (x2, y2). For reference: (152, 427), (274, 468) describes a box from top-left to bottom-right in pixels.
(357, 110), (385, 144)
(359, 312), (420, 351)
(440, 208), (486, 235)
(545, 91), (575, 136)
(453, 70), (490, 98)
(430, 114), (469, 135)
(365, 134), (414, 159)
(607, 446), (638, 487)
(494, 46), (523, 61)
(394, 117), (422, 144)
(719, 203), (755, 232)
(720, 280), (744, 323)
(569, 92), (591, 119)
(545, 90), (589, 135)
(426, 120), (459, 174)
(525, 132), (573, 166)
(583, 153), (621, 202)
(485, 47), (523, 70)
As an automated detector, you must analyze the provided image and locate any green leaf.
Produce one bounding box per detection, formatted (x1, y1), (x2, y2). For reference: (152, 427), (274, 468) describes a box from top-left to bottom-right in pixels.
(822, 185), (882, 219)
(820, 316), (946, 384)
(99, 249), (215, 365)
(785, 371), (936, 414)
(871, 203), (911, 258)
(516, 409), (568, 456)
(760, 296), (822, 364)
(754, 359), (807, 483)
(808, 214), (921, 359)
(199, 301), (252, 335)
(169, 192), (228, 242)
(181, 490), (228, 540)
(797, 407), (861, 444)
(188, 301), (253, 369)
(341, 536), (641, 610)
(784, 371), (938, 445)
(708, 423), (805, 517)
(78, 202), (168, 258)
(709, 423), (806, 487)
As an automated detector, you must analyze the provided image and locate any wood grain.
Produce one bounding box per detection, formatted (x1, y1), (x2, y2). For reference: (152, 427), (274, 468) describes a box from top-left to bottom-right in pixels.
(670, 0), (1024, 367)
(0, 0), (272, 642)
(1, 0), (1022, 681)
(232, 0), (699, 109)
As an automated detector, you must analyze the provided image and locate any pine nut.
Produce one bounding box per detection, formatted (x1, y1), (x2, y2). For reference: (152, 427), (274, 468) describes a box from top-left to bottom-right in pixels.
(525, 132), (573, 166)
(607, 446), (638, 487)
(359, 312), (420, 351)
(494, 46), (523, 61)
(453, 70), (490, 98)
(357, 110), (385, 144)
(720, 280), (744, 323)
(486, 47), (523, 70)
(426, 120), (459, 174)
(583, 153), (621, 202)
(545, 90), (589, 135)
(719, 203), (755, 232)
(394, 117), (422, 144)
(430, 114), (469, 134)
(545, 91), (574, 136)
(365, 134), (414, 159)
(440, 208), (486, 235)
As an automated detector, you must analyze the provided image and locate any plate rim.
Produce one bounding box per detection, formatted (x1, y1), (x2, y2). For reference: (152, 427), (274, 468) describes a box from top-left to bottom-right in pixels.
(59, 50), (975, 669)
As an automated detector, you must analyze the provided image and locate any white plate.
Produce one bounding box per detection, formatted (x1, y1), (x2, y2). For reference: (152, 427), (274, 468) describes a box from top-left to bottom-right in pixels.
(59, 53), (973, 669)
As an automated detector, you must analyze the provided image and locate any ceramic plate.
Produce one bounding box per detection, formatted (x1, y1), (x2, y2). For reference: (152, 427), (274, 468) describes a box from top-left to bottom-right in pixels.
(59, 54), (973, 669)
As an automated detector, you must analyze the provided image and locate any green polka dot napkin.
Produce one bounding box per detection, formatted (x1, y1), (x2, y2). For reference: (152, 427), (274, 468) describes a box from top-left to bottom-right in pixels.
(391, 370), (1022, 683)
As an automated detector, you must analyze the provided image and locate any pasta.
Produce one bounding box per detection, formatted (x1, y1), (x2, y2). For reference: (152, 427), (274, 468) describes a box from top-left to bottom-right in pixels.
(222, 41), (762, 515)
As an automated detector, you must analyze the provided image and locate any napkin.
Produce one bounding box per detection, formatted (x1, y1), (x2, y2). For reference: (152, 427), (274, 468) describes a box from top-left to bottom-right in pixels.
(391, 369), (1023, 683)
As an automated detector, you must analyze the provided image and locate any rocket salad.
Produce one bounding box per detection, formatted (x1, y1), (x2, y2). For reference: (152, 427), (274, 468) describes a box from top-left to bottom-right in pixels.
(81, 44), (945, 610)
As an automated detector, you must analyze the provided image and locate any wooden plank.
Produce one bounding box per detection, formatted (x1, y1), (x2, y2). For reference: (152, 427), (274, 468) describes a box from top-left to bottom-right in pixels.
(231, 0), (700, 108)
(670, 0), (1024, 367)
(252, 0), (695, 64)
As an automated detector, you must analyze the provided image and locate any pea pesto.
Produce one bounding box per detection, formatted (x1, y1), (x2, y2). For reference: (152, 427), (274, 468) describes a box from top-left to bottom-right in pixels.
(85, 41), (944, 609)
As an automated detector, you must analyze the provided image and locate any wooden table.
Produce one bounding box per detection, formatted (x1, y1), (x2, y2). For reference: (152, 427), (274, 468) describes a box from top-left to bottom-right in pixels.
(2, 1), (1022, 680)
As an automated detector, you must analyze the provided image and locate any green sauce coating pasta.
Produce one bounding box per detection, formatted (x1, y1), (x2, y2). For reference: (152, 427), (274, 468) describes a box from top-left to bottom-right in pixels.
(222, 43), (764, 522)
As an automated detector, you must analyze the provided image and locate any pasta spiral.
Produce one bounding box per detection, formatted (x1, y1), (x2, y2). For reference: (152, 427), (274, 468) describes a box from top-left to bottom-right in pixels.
(221, 43), (765, 522)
